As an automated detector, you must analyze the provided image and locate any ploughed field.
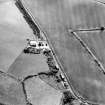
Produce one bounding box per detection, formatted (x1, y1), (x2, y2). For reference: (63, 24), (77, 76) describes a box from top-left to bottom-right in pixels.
(22, 0), (105, 104)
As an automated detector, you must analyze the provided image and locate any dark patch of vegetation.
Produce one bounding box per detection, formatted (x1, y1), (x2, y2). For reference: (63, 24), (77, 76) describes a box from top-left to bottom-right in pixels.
(15, 0), (40, 38)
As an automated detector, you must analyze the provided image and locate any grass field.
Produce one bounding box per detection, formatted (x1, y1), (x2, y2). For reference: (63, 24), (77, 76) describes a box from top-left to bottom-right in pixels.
(8, 53), (49, 80)
(25, 77), (62, 105)
(0, 73), (26, 105)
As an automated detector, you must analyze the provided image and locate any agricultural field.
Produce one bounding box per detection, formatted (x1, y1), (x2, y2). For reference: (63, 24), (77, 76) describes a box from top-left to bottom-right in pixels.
(22, 0), (105, 104)
(1, 0), (105, 105)
(0, 0), (62, 105)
